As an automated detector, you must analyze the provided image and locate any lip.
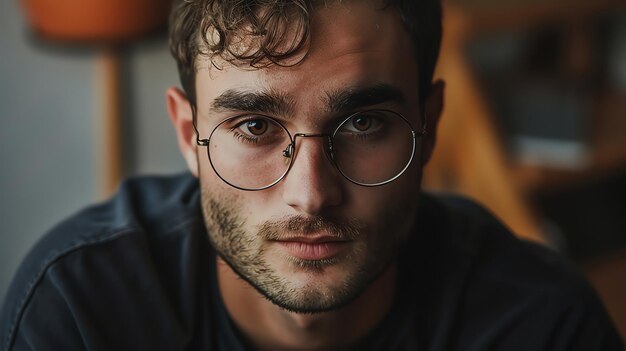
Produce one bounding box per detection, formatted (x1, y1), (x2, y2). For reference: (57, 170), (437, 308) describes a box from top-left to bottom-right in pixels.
(274, 237), (350, 260)
(276, 235), (348, 244)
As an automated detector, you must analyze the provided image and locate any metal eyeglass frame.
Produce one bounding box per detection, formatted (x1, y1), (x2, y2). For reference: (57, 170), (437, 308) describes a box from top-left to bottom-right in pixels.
(194, 109), (426, 191)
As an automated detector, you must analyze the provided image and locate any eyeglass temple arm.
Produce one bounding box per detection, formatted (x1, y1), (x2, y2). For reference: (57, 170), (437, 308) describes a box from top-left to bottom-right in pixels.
(191, 105), (210, 146)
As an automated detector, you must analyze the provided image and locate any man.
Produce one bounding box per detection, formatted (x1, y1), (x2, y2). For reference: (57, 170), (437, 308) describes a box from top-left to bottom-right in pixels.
(1, 0), (623, 350)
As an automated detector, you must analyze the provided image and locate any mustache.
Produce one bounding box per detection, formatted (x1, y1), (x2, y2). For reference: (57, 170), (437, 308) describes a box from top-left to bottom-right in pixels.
(258, 215), (363, 241)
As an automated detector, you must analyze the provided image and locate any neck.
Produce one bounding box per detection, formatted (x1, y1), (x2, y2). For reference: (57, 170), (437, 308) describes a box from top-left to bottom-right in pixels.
(216, 257), (397, 351)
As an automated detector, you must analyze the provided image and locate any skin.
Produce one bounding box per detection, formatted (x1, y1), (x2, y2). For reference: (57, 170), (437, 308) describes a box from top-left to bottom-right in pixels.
(166, 1), (444, 350)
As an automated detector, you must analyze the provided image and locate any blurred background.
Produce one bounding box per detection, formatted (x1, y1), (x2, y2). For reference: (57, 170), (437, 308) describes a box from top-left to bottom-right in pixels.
(1, 0), (625, 341)
(0, 0), (185, 303)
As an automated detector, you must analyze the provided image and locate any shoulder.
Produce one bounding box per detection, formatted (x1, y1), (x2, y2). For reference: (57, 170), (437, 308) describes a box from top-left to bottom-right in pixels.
(414, 193), (624, 350)
(0, 173), (209, 351)
(419, 192), (587, 290)
(431, 193), (590, 299)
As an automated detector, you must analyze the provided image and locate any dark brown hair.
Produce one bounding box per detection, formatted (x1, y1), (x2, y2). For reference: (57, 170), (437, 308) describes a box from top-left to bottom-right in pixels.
(168, 0), (441, 106)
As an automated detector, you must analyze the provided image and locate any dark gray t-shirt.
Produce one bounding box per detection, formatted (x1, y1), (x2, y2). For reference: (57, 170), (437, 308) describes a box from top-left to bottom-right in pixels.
(1, 173), (623, 350)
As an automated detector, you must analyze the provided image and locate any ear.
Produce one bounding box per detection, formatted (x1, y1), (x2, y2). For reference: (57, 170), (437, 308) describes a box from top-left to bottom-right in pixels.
(420, 80), (445, 166)
(166, 87), (199, 177)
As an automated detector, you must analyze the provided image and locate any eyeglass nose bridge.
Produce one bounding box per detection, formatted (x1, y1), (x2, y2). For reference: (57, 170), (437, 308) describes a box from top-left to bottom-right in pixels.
(282, 133), (335, 162)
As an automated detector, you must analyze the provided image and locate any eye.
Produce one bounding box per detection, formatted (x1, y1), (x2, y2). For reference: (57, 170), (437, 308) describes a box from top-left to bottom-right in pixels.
(244, 119), (268, 135)
(340, 112), (385, 134)
(227, 116), (286, 145)
(352, 115), (372, 131)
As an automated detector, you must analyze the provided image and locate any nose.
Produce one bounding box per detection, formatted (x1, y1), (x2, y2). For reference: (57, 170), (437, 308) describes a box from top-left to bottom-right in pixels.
(280, 136), (343, 215)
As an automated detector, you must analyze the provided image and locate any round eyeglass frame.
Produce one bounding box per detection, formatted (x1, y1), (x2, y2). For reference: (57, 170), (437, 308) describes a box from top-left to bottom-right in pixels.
(195, 109), (426, 191)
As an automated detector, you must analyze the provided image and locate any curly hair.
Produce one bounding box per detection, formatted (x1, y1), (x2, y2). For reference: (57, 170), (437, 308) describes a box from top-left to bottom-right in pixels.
(168, 0), (441, 106)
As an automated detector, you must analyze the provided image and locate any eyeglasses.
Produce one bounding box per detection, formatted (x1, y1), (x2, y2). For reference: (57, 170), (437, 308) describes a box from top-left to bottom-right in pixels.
(195, 109), (425, 191)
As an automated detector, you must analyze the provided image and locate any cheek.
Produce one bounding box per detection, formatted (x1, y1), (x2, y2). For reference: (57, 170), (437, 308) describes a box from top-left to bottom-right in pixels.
(199, 154), (280, 224)
(347, 151), (422, 208)
(199, 154), (247, 214)
(345, 182), (419, 226)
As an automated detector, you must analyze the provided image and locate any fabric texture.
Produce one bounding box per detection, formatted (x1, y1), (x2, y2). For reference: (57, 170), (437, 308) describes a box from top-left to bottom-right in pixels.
(0, 173), (623, 350)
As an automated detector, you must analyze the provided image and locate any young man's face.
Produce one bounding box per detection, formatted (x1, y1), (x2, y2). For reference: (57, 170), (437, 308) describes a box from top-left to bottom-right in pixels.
(172, 1), (440, 313)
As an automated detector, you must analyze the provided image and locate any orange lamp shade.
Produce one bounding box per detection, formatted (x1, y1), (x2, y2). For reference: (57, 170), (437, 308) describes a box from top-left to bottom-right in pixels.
(21, 0), (173, 43)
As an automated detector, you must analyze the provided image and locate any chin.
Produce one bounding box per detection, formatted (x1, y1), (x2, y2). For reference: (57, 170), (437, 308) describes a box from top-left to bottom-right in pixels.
(258, 253), (387, 314)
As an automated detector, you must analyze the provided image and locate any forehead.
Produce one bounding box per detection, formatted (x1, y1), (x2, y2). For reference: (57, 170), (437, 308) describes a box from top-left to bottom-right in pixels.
(195, 1), (419, 118)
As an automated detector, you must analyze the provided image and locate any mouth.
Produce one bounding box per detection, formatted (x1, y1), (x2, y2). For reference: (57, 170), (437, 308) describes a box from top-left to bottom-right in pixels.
(273, 236), (352, 261)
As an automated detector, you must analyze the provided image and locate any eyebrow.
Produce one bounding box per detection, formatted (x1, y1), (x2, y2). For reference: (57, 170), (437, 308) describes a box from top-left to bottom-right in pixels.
(210, 89), (294, 116)
(209, 83), (405, 118)
(325, 84), (406, 113)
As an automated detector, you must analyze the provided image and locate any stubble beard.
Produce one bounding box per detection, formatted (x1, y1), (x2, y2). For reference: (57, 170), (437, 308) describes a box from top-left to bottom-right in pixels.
(200, 182), (418, 314)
